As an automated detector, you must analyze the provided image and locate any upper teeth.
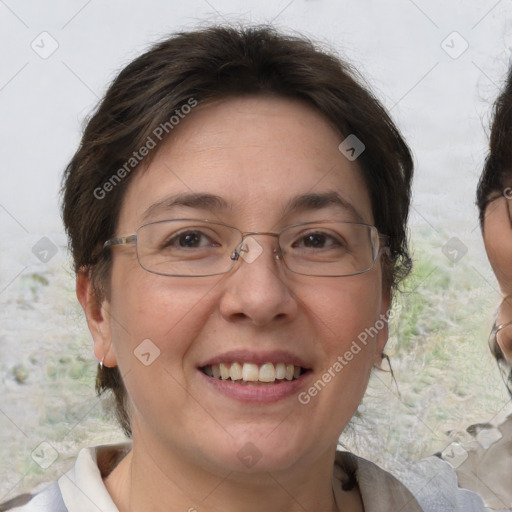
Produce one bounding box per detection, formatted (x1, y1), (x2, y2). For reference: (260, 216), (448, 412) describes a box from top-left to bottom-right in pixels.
(203, 362), (302, 383)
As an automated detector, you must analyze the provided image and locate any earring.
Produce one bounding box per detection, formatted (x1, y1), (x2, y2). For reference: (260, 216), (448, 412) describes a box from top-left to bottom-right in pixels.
(99, 358), (104, 369)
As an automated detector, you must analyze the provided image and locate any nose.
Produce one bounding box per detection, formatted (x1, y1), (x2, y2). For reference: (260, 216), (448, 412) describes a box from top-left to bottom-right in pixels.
(219, 235), (298, 326)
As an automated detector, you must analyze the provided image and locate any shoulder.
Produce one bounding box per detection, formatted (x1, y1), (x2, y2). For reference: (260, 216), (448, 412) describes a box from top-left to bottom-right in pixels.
(0, 482), (65, 512)
(0, 443), (131, 512)
(333, 451), (502, 512)
(394, 454), (503, 512)
(334, 451), (423, 512)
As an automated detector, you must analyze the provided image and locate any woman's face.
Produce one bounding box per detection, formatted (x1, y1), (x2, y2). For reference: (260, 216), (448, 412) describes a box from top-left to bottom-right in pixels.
(483, 195), (512, 361)
(93, 96), (390, 473)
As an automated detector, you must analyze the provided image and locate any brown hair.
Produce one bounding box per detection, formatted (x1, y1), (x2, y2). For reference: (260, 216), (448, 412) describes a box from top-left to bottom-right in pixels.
(62, 25), (414, 438)
(476, 66), (512, 395)
(477, 67), (512, 220)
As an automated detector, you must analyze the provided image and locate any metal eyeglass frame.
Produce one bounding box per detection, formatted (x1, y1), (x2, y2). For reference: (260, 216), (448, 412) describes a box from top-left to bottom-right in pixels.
(103, 218), (390, 278)
(488, 316), (512, 397)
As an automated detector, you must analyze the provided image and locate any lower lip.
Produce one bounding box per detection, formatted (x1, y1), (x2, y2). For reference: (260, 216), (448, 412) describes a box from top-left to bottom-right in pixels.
(199, 370), (311, 403)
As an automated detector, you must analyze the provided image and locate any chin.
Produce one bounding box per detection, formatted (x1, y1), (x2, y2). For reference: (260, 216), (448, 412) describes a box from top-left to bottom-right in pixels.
(202, 428), (310, 474)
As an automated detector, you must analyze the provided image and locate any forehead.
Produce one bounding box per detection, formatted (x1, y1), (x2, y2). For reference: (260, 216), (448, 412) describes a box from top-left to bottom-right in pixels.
(117, 96), (373, 230)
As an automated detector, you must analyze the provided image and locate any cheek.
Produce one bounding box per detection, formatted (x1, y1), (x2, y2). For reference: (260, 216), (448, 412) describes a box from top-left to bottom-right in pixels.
(296, 273), (385, 413)
(296, 279), (382, 435)
(303, 274), (384, 344)
(107, 272), (222, 426)
(484, 212), (512, 295)
(108, 269), (219, 373)
(488, 251), (512, 296)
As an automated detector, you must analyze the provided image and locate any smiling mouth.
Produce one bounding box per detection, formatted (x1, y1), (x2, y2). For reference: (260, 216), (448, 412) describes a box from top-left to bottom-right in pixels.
(200, 362), (308, 384)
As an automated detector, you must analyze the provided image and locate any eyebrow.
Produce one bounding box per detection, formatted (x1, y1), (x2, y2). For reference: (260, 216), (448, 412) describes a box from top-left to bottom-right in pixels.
(141, 193), (229, 223)
(141, 191), (364, 224)
(283, 192), (365, 222)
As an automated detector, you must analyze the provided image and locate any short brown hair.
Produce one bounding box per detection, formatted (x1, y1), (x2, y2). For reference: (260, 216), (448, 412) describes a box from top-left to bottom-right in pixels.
(62, 25), (414, 437)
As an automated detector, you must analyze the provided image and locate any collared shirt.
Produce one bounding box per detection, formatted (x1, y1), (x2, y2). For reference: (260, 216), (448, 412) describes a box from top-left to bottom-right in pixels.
(3, 443), (491, 512)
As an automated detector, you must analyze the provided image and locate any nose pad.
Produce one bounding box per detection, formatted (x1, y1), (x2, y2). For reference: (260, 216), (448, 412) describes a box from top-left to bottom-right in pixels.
(231, 237), (282, 265)
(234, 236), (264, 264)
(230, 246), (241, 261)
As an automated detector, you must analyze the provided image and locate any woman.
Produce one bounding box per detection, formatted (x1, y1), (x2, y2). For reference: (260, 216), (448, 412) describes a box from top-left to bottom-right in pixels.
(3, 26), (422, 511)
(459, 66), (512, 509)
(477, 66), (512, 388)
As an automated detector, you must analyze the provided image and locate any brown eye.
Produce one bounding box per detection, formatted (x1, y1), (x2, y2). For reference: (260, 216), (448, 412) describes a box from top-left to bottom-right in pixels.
(162, 230), (218, 250)
(302, 233), (328, 248)
(293, 231), (343, 249)
(178, 232), (203, 247)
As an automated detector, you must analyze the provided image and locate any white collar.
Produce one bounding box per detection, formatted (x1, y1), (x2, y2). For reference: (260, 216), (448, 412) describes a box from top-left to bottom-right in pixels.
(58, 443), (130, 512)
(58, 444), (422, 512)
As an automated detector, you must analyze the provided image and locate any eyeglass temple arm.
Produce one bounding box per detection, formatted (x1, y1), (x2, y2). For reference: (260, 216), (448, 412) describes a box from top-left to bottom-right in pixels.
(103, 234), (137, 249)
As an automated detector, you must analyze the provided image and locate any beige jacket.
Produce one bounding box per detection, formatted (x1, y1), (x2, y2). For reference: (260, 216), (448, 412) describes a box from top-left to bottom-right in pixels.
(333, 451), (422, 511)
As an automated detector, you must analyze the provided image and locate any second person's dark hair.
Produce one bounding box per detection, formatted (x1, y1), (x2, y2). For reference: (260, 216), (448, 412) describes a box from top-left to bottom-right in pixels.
(477, 67), (512, 222)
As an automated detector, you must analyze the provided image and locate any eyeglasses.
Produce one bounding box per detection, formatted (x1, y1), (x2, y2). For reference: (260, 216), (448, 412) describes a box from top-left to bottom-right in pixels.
(488, 296), (512, 397)
(103, 219), (389, 278)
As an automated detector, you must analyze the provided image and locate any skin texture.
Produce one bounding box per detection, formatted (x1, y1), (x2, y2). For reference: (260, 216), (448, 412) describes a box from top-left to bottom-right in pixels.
(483, 196), (512, 363)
(77, 96), (390, 512)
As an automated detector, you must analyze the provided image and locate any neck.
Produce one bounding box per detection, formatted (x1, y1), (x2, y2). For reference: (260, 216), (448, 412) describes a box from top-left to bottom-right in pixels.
(103, 436), (362, 512)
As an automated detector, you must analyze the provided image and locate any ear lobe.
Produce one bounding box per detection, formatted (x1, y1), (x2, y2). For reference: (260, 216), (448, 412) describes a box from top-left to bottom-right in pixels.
(76, 270), (117, 368)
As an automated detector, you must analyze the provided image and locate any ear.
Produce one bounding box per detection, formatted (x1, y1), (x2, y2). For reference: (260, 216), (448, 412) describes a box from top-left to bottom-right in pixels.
(76, 269), (117, 368)
(374, 288), (392, 364)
